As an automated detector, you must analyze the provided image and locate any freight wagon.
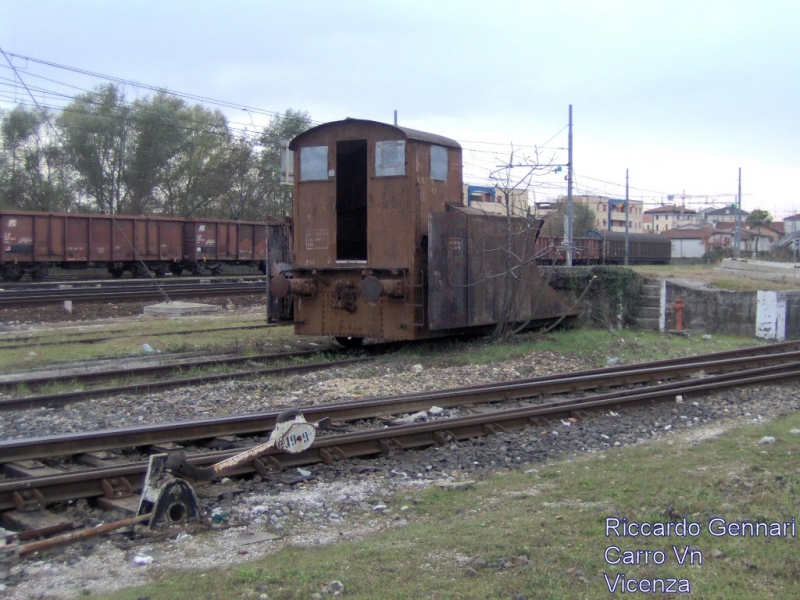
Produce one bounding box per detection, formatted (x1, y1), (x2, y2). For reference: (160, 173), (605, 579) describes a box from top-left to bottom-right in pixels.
(534, 232), (671, 265)
(0, 209), (290, 281)
(534, 235), (602, 264)
(269, 118), (576, 346)
(583, 230), (671, 264)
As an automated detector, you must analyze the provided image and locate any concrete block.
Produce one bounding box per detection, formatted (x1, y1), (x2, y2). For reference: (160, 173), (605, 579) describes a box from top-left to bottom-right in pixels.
(143, 301), (221, 317)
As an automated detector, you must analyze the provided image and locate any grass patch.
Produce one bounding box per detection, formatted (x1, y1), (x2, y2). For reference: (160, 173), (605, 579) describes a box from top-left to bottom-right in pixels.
(0, 317), (298, 371)
(708, 277), (800, 292)
(536, 328), (761, 367)
(392, 328), (762, 370)
(631, 263), (800, 292)
(91, 411), (800, 599)
(630, 264), (721, 280)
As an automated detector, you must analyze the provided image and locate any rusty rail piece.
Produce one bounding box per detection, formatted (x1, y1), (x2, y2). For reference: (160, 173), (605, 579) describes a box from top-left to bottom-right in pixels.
(1, 357), (800, 514)
(0, 354), (369, 411)
(2, 344), (799, 465)
(14, 513), (153, 558)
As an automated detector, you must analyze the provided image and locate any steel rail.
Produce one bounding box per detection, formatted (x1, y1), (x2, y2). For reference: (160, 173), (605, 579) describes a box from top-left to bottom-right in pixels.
(0, 348), (327, 393)
(1, 362), (798, 512)
(0, 275), (265, 289)
(2, 349), (799, 463)
(0, 355), (369, 412)
(0, 281), (266, 307)
(0, 323), (277, 350)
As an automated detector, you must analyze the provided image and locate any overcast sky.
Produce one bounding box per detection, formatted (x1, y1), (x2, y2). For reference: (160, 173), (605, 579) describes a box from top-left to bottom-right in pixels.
(2, 0), (798, 218)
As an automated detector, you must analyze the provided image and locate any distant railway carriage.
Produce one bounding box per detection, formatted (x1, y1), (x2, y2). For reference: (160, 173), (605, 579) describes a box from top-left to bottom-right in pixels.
(0, 209), (290, 281)
(583, 230), (671, 264)
(534, 231), (670, 265)
(269, 118), (575, 345)
(535, 235), (602, 264)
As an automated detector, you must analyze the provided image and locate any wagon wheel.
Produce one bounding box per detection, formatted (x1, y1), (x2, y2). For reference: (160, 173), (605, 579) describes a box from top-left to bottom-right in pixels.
(3, 265), (22, 282)
(110, 268), (124, 279)
(30, 266), (48, 282)
(170, 264), (184, 276)
(132, 264), (152, 279)
(335, 336), (364, 349)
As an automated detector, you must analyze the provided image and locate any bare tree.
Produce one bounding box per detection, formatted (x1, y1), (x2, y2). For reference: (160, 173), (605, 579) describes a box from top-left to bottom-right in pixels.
(470, 144), (573, 339)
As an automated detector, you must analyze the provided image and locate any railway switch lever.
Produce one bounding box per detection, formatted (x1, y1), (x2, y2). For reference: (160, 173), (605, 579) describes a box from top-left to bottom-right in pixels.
(137, 410), (327, 529)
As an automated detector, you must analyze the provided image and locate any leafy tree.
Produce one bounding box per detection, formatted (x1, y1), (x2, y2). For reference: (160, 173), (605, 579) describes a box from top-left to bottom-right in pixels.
(539, 199), (597, 239)
(217, 135), (262, 220)
(57, 84), (133, 214)
(0, 105), (75, 210)
(746, 208), (773, 254)
(5, 88), (313, 220)
(158, 104), (232, 218)
(746, 208), (772, 227)
(257, 109), (312, 216)
(125, 91), (192, 214)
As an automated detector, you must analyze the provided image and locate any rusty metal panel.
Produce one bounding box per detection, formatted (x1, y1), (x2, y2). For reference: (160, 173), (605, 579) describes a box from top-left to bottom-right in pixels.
(214, 222), (229, 260)
(266, 220), (292, 321)
(465, 214), (557, 326)
(1, 212), (35, 262)
(111, 218), (136, 261)
(34, 214), (62, 261)
(157, 220), (182, 260)
(368, 166), (413, 267)
(266, 221), (291, 273)
(465, 214), (502, 326)
(88, 217), (111, 262)
(416, 144), (463, 239)
(65, 216), (90, 262)
(295, 181), (335, 268)
(184, 221), (218, 260)
(133, 219), (149, 261)
(145, 220), (160, 258)
(428, 211), (467, 330)
(236, 223), (253, 260)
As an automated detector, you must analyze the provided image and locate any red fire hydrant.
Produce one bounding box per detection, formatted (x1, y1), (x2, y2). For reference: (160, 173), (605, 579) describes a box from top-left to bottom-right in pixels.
(673, 296), (685, 332)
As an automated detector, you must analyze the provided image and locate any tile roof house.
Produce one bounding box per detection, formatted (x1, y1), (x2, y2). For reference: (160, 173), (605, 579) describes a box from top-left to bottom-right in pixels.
(660, 226), (732, 258)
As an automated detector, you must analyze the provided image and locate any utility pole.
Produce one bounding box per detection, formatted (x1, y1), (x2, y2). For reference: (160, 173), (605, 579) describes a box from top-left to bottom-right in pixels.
(566, 105), (574, 267)
(734, 168), (742, 258)
(625, 169), (630, 266)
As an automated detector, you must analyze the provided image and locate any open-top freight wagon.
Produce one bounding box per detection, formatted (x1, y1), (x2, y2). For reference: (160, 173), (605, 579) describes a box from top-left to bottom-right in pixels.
(269, 118), (576, 345)
(0, 209), (290, 281)
(534, 231), (671, 265)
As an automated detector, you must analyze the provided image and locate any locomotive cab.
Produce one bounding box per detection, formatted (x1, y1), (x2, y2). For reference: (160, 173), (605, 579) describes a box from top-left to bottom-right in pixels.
(271, 118), (575, 343)
(271, 118), (463, 342)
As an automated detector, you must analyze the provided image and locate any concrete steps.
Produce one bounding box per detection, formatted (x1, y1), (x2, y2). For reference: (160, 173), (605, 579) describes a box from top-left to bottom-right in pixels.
(635, 280), (662, 331)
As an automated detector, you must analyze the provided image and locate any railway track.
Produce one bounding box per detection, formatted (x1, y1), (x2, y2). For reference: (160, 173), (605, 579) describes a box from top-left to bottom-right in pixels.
(0, 277), (267, 307)
(0, 322), (277, 350)
(1, 341), (799, 554)
(0, 349), (368, 410)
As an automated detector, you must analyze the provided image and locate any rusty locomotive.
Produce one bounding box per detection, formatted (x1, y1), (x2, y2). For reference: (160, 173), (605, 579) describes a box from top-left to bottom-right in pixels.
(269, 118), (576, 346)
(0, 209), (291, 281)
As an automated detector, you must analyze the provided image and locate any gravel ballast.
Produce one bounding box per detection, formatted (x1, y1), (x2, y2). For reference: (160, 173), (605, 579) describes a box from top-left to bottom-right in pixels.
(0, 307), (798, 598)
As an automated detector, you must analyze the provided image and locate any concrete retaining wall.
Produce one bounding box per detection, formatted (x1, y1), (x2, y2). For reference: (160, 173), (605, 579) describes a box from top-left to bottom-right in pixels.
(663, 280), (800, 340)
(545, 265), (800, 340)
